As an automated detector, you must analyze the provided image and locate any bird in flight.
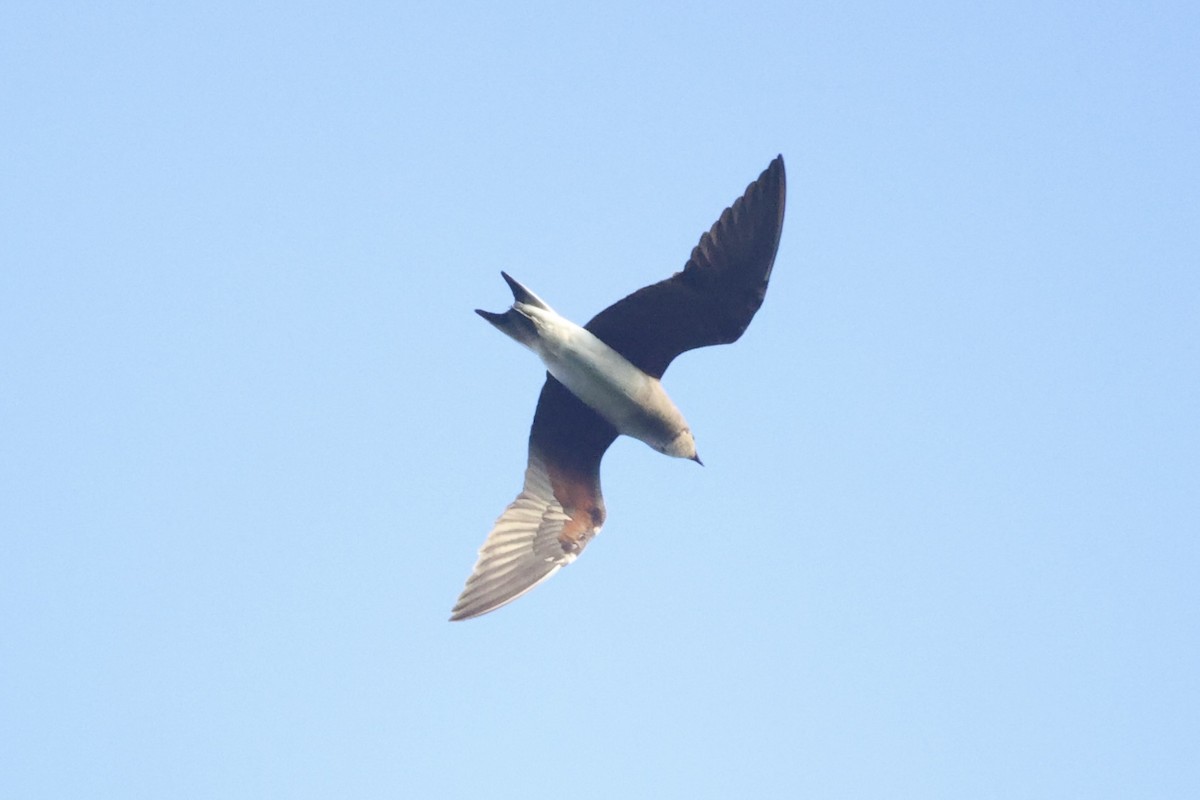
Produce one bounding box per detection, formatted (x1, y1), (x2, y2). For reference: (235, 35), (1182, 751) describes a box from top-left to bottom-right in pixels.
(450, 156), (786, 620)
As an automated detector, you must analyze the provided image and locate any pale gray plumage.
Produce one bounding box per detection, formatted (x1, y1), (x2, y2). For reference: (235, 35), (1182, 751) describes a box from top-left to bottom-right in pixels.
(450, 456), (588, 620)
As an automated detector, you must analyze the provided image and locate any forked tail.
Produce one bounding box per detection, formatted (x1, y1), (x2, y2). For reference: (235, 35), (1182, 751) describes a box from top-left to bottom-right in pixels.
(475, 272), (553, 348)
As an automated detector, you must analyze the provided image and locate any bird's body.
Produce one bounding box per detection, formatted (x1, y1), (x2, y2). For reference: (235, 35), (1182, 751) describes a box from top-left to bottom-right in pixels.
(477, 275), (697, 460)
(451, 156), (787, 620)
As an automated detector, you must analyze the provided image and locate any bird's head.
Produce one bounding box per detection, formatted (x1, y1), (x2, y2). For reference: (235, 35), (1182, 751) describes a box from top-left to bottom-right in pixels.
(659, 428), (702, 465)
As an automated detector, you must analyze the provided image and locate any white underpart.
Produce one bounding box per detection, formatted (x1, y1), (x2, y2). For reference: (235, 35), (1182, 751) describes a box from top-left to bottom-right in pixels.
(515, 302), (690, 451)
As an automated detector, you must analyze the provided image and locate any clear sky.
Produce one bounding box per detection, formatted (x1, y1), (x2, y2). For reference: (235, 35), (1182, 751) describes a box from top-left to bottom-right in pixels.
(2, 2), (1197, 797)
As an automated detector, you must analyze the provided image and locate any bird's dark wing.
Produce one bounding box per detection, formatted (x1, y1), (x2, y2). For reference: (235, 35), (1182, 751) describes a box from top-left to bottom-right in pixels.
(449, 376), (616, 620)
(528, 375), (619, 482)
(584, 155), (786, 378)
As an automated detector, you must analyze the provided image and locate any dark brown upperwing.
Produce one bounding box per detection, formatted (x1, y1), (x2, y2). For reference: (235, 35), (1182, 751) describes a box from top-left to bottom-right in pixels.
(584, 155), (786, 379)
(528, 374), (619, 486)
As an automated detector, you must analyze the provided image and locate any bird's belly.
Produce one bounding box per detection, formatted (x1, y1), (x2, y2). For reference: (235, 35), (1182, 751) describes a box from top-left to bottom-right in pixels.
(537, 326), (687, 447)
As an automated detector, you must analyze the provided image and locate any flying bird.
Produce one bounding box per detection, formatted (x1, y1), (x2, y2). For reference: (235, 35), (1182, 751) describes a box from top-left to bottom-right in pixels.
(451, 156), (786, 620)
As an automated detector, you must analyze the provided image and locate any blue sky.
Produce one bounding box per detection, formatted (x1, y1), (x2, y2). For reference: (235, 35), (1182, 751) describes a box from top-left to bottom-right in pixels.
(2, 2), (1197, 797)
